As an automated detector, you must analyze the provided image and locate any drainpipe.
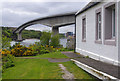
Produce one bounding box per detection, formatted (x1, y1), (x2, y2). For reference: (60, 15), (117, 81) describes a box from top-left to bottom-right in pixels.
(74, 15), (76, 53)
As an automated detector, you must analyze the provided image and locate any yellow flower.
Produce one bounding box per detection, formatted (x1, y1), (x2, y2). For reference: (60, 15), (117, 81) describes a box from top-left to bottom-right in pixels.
(46, 45), (49, 48)
(0, 49), (2, 53)
(2, 49), (10, 55)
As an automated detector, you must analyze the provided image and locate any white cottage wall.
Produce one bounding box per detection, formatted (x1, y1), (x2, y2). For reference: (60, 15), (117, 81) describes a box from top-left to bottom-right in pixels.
(76, 2), (119, 66)
(118, 1), (120, 66)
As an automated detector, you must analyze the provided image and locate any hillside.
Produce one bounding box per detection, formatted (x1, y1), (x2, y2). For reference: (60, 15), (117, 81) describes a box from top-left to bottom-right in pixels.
(2, 27), (42, 40)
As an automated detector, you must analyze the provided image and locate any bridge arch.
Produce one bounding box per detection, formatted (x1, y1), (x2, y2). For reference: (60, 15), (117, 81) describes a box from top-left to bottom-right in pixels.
(13, 12), (75, 41)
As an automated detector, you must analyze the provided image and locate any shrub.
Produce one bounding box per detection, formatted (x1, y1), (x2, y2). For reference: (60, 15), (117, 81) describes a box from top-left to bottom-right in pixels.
(40, 31), (51, 46)
(2, 49), (15, 72)
(11, 44), (28, 57)
(58, 47), (73, 52)
(31, 44), (49, 55)
(2, 36), (11, 49)
(50, 34), (60, 48)
(45, 45), (56, 52)
(10, 44), (36, 57)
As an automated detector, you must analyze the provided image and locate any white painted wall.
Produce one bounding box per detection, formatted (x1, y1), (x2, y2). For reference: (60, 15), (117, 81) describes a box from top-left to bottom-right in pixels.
(76, 2), (119, 66)
(118, 1), (120, 66)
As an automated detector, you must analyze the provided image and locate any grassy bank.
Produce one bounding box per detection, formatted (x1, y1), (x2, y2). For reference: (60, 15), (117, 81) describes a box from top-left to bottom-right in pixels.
(34, 52), (68, 58)
(2, 52), (97, 80)
(2, 59), (62, 79)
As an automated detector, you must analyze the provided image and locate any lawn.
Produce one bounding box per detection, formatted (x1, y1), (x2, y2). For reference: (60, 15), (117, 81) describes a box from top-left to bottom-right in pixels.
(2, 58), (63, 79)
(2, 52), (98, 80)
(34, 52), (68, 58)
(62, 61), (97, 81)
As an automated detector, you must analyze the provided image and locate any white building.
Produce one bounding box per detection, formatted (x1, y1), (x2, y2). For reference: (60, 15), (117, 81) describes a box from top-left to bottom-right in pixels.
(75, 1), (120, 66)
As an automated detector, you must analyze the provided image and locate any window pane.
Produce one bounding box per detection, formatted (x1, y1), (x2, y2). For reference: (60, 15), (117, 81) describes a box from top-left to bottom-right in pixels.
(97, 12), (101, 40)
(99, 23), (101, 39)
(82, 18), (86, 40)
(112, 8), (115, 37)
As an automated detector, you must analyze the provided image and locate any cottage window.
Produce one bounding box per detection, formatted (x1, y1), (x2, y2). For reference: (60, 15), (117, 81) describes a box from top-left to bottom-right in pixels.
(112, 7), (115, 38)
(82, 16), (86, 42)
(104, 3), (116, 46)
(95, 8), (102, 44)
(97, 12), (102, 40)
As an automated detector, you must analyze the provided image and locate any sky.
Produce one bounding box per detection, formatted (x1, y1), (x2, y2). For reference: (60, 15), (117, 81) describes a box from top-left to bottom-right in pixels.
(1, 0), (91, 33)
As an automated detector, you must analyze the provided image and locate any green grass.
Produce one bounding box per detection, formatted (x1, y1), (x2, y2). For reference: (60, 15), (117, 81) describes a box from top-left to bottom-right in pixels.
(2, 52), (97, 80)
(34, 52), (68, 58)
(62, 61), (98, 81)
(2, 58), (63, 79)
(2, 59), (97, 80)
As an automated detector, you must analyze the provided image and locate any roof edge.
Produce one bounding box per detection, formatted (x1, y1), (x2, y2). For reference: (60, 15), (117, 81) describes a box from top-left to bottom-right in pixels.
(75, 2), (100, 16)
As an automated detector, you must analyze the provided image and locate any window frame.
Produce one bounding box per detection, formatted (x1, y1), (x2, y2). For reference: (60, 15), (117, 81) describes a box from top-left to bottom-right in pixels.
(82, 15), (86, 42)
(104, 2), (116, 46)
(112, 7), (116, 38)
(95, 8), (102, 44)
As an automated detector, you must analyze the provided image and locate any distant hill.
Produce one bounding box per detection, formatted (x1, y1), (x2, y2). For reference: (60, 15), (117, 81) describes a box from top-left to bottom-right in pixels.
(1, 26), (65, 40)
(1, 27), (42, 40)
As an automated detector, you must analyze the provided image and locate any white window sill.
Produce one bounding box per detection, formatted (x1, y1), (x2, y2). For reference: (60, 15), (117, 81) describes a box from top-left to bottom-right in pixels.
(95, 40), (102, 44)
(104, 39), (116, 46)
(82, 39), (86, 42)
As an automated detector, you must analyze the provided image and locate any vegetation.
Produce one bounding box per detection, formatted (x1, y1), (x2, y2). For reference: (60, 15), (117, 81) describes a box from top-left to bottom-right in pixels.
(2, 36), (11, 49)
(0, 27), (2, 48)
(22, 30), (42, 39)
(40, 31), (61, 48)
(2, 53), (96, 80)
(50, 34), (60, 48)
(2, 27), (12, 49)
(34, 52), (68, 58)
(59, 33), (65, 38)
(1, 27), (14, 73)
(2, 27), (42, 40)
(2, 59), (63, 79)
(30, 42), (50, 55)
(63, 61), (97, 80)
(40, 31), (51, 46)
(5, 42), (62, 57)
(2, 49), (15, 72)
(1, 27), (96, 80)
(2, 27), (14, 39)
(10, 44), (35, 57)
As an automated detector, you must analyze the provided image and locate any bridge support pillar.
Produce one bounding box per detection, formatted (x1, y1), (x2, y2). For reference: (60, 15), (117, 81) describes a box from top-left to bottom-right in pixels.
(52, 27), (59, 36)
(17, 32), (22, 41)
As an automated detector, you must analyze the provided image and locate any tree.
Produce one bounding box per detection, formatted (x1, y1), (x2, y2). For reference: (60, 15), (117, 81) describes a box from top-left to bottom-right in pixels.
(2, 27), (11, 49)
(50, 34), (60, 48)
(2, 36), (11, 49)
(40, 31), (51, 46)
(0, 27), (2, 49)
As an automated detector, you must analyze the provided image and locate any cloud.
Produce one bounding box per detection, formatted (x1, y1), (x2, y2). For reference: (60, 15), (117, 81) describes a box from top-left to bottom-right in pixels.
(2, 2), (49, 14)
(1, 0), (91, 2)
(59, 25), (75, 33)
(2, 2), (89, 33)
(25, 24), (52, 31)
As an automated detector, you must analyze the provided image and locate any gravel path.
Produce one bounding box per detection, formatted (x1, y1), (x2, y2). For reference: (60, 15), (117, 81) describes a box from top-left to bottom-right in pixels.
(59, 64), (75, 81)
(61, 51), (83, 58)
(62, 51), (120, 79)
(48, 58), (70, 63)
(16, 57), (70, 62)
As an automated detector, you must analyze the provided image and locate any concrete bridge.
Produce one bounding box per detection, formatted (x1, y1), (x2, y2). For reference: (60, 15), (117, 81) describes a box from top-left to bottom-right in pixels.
(13, 12), (76, 41)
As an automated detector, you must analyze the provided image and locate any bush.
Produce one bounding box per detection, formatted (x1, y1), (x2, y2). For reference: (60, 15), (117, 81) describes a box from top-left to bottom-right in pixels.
(11, 44), (28, 57)
(58, 47), (74, 52)
(31, 43), (50, 55)
(45, 45), (57, 52)
(2, 36), (11, 49)
(10, 44), (36, 57)
(2, 49), (15, 72)
(40, 31), (51, 46)
(50, 34), (60, 48)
